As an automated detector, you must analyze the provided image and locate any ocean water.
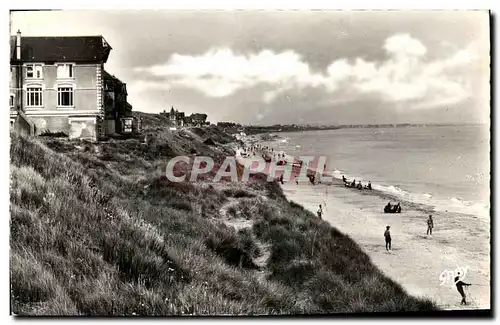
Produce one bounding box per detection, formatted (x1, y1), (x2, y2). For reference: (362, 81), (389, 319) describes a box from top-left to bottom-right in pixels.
(267, 125), (491, 218)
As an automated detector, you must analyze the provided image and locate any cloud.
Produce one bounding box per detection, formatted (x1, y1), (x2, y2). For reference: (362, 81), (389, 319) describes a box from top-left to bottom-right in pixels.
(134, 48), (324, 97)
(134, 33), (481, 110)
(383, 33), (427, 57)
(262, 90), (279, 104)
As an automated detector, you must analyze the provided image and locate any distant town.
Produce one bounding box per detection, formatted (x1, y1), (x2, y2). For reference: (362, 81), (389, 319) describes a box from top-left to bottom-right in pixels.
(214, 122), (485, 135)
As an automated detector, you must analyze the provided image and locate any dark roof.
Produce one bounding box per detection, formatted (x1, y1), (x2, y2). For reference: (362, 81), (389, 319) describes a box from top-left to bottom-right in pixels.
(103, 70), (124, 86)
(103, 70), (128, 95)
(11, 35), (112, 63)
(204, 138), (216, 146)
(191, 113), (208, 121)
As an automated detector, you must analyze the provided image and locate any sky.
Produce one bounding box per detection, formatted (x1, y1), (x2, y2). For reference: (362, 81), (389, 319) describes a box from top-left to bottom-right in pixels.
(10, 10), (490, 125)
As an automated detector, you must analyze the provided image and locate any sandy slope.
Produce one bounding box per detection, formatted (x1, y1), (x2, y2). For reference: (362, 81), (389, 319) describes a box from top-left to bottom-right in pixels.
(281, 179), (490, 310)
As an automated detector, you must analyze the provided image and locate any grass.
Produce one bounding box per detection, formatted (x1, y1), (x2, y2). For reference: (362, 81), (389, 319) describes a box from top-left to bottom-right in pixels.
(10, 113), (439, 315)
(230, 186), (438, 312)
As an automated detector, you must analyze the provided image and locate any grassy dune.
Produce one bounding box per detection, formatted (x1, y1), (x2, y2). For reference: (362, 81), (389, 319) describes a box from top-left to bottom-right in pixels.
(9, 117), (438, 315)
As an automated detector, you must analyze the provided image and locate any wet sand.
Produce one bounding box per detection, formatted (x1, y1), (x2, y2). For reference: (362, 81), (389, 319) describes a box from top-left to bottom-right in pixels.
(281, 178), (490, 310)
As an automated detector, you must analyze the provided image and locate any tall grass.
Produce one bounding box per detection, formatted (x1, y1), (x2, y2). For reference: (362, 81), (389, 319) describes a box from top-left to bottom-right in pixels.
(10, 127), (438, 315)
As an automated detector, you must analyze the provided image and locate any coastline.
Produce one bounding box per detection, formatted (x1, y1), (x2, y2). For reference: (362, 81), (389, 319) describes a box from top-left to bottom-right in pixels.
(236, 136), (490, 310)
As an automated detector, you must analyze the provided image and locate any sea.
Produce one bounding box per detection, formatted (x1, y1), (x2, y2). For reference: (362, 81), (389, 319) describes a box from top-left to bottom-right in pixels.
(265, 124), (491, 219)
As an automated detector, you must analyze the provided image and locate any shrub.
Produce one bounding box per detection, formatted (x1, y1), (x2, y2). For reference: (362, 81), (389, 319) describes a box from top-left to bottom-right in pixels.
(204, 228), (259, 270)
(40, 130), (68, 137)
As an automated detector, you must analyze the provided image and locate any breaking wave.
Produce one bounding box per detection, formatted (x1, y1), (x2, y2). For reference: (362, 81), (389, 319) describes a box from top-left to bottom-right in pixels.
(327, 170), (489, 218)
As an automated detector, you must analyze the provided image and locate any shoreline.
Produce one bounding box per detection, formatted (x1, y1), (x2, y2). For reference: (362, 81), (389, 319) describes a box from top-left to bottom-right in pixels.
(236, 137), (490, 310)
(280, 180), (490, 310)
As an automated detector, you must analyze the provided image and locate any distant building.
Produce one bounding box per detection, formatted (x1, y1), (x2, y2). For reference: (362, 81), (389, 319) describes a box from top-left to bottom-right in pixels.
(217, 122), (241, 128)
(9, 30), (136, 140)
(160, 107), (208, 127)
(183, 115), (193, 126)
(103, 71), (134, 134)
(161, 107), (185, 127)
(190, 113), (208, 127)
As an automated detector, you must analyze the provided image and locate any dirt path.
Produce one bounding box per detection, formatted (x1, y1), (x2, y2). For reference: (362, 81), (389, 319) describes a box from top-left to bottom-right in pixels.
(217, 194), (272, 278)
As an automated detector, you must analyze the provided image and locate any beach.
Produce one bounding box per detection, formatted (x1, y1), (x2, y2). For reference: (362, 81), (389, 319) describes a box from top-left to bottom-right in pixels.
(281, 179), (490, 310)
(237, 132), (490, 310)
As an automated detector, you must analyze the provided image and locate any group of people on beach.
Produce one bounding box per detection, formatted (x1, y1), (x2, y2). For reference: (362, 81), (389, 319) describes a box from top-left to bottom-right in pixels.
(385, 215), (474, 306)
(383, 215), (433, 249)
(342, 175), (372, 190)
(251, 139), (475, 306)
(384, 202), (402, 213)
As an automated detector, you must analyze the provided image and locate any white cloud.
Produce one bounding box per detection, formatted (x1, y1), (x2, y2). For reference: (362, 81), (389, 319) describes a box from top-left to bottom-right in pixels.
(135, 34), (482, 109)
(383, 33), (427, 58)
(262, 90), (280, 104)
(135, 48), (324, 98)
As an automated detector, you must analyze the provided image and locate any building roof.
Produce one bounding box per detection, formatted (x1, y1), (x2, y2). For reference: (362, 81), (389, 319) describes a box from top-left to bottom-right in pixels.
(10, 35), (112, 63)
(103, 70), (124, 86)
(103, 70), (128, 95)
(191, 113), (208, 121)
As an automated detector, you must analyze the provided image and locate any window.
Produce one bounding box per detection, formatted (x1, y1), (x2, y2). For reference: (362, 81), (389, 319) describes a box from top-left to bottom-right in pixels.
(58, 86), (74, 107)
(57, 64), (74, 79)
(26, 64), (43, 79)
(10, 94), (14, 107)
(26, 86), (43, 107)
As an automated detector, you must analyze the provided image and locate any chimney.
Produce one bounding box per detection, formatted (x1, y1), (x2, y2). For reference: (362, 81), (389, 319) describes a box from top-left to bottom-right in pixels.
(16, 30), (21, 60)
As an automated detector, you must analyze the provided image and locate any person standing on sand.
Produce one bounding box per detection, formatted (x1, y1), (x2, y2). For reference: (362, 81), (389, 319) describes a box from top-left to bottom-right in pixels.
(455, 276), (471, 305)
(384, 226), (392, 251)
(426, 215), (434, 235)
(317, 204), (323, 219)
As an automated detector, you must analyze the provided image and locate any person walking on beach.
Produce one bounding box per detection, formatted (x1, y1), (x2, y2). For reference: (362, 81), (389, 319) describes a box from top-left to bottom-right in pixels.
(317, 204), (323, 219)
(455, 276), (471, 305)
(426, 215), (434, 235)
(384, 226), (392, 251)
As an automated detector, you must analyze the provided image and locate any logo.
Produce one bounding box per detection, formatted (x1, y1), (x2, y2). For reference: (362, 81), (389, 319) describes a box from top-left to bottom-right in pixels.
(164, 155), (330, 183)
(439, 266), (469, 287)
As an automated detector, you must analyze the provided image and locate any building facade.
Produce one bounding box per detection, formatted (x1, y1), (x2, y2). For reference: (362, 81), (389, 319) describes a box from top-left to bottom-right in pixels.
(10, 30), (133, 140)
(160, 107), (208, 127)
(103, 71), (133, 134)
